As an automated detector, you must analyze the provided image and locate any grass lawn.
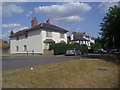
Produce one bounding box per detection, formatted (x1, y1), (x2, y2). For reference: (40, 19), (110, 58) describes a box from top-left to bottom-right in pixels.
(2, 58), (118, 88)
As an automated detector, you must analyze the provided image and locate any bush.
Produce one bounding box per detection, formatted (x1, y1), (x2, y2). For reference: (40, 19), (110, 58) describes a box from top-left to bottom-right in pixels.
(0, 45), (10, 50)
(49, 43), (86, 55)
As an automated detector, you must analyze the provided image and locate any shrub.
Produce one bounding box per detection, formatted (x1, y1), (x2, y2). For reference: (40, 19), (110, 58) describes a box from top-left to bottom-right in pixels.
(0, 45), (10, 50)
(49, 43), (83, 55)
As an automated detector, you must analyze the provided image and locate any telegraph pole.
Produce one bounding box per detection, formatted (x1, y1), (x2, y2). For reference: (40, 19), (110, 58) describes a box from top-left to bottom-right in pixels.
(112, 36), (115, 51)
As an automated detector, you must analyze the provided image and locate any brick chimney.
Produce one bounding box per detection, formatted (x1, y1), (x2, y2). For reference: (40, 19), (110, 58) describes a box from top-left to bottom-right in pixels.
(46, 19), (50, 24)
(31, 17), (38, 27)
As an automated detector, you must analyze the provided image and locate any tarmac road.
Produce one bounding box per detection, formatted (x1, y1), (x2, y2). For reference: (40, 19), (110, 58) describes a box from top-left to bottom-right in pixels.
(2, 55), (83, 71)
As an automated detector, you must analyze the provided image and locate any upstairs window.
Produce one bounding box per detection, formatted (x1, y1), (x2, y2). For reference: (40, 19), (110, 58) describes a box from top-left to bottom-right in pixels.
(25, 34), (28, 38)
(24, 45), (27, 51)
(16, 36), (19, 40)
(46, 31), (52, 37)
(60, 33), (64, 38)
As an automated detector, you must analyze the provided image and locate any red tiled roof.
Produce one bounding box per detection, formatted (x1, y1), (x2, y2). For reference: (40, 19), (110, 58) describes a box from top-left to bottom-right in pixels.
(43, 39), (55, 43)
(0, 40), (10, 47)
(10, 23), (68, 37)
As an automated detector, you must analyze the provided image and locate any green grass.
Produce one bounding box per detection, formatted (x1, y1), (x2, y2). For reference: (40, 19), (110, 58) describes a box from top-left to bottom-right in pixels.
(2, 58), (118, 88)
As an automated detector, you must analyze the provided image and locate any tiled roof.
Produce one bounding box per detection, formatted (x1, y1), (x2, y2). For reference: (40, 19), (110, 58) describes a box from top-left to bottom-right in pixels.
(0, 40), (10, 47)
(43, 39), (55, 43)
(72, 38), (88, 41)
(10, 23), (68, 37)
(72, 32), (89, 41)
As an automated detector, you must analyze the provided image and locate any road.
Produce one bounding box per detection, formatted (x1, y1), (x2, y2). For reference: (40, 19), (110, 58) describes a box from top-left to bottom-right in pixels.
(2, 55), (85, 71)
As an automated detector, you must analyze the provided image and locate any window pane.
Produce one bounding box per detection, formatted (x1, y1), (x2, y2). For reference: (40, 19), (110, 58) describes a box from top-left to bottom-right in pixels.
(24, 45), (27, 51)
(60, 33), (64, 38)
(16, 36), (19, 40)
(16, 46), (19, 51)
(25, 34), (28, 38)
(46, 31), (52, 37)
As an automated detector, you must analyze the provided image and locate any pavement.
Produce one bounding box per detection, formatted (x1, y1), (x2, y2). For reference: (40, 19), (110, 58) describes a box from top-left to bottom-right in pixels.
(2, 55), (84, 71)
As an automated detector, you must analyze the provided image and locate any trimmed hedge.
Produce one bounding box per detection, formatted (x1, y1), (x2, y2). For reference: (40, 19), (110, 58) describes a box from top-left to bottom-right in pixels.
(49, 43), (87, 55)
(0, 45), (10, 50)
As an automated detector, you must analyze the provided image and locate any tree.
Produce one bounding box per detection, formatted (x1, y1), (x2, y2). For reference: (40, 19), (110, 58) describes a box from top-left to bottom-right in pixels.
(10, 30), (14, 35)
(100, 5), (120, 50)
(90, 37), (102, 52)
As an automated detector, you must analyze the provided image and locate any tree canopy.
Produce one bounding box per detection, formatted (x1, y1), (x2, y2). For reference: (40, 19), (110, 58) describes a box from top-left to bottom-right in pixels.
(100, 5), (120, 50)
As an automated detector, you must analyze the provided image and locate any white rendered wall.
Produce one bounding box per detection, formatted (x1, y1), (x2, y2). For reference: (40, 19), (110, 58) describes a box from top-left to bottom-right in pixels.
(41, 29), (67, 50)
(10, 28), (68, 54)
(10, 29), (42, 54)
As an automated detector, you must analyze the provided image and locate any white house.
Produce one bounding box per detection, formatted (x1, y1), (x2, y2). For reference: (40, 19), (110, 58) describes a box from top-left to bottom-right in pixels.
(10, 17), (68, 54)
(69, 32), (95, 49)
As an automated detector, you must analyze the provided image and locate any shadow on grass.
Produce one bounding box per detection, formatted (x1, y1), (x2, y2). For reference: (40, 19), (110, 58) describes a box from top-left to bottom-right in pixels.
(81, 54), (119, 65)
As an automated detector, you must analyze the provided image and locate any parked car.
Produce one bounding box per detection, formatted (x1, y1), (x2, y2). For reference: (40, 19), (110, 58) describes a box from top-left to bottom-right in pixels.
(79, 49), (88, 55)
(65, 48), (81, 56)
(94, 49), (107, 54)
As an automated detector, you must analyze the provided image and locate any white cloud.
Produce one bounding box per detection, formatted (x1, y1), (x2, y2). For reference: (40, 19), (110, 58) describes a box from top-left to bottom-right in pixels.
(35, 2), (91, 23)
(2, 24), (21, 30)
(98, 2), (117, 13)
(54, 16), (84, 23)
(2, 3), (24, 17)
(0, 34), (9, 41)
(26, 11), (33, 16)
(19, 27), (28, 31)
(2, 23), (28, 41)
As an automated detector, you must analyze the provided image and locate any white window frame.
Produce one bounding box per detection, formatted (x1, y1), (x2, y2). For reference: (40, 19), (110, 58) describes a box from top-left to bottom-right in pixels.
(16, 46), (19, 51)
(16, 36), (19, 40)
(46, 31), (52, 37)
(25, 33), (28, 38)
(24, 45), (27, 51)
(60, 33), (64, 38)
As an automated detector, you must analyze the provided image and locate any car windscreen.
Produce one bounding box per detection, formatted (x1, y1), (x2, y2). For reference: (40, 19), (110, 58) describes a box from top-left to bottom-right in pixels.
(68, 49), (74, 50)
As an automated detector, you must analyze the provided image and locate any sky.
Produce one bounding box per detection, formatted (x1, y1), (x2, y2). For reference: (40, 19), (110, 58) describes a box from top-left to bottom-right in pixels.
(1, 1), (118, 41)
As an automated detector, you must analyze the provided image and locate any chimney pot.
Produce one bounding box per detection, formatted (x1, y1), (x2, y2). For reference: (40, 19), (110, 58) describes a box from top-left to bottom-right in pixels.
(31, 17), (38, 27)
(46, 19), (50, 24)
(32, 17), (36, 20)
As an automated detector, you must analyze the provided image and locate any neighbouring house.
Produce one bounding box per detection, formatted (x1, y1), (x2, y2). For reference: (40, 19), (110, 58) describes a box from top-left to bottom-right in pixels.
(10, 17), (68, 54)
(68, 31), (95, 49)
(0, 40), (10, 54)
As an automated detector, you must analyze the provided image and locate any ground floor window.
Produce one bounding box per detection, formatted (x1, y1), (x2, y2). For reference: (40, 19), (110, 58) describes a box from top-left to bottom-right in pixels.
(24, 45), (27, 51)
(16, 46), (19, 51)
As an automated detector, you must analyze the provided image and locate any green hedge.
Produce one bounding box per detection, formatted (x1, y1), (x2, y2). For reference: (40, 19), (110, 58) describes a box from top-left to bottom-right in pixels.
(0, 45), (10, 50)
(49, 43), (87, 55)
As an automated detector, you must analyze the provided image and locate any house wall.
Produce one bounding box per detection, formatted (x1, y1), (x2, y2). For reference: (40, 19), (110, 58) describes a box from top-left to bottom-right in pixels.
(41, 29), (67, 50)
(10, 29), (42, 54)
(90, 39), (95, 43)
(69, 33), (94, 49)
(10, 28), (68, 54)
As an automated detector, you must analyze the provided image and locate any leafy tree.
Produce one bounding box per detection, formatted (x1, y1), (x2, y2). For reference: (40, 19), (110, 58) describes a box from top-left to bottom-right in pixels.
(100, 5), (120, 50)
(3, 40), (8, 43)
(10, 30), (14, 35)
(89, 37), (102, 53)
